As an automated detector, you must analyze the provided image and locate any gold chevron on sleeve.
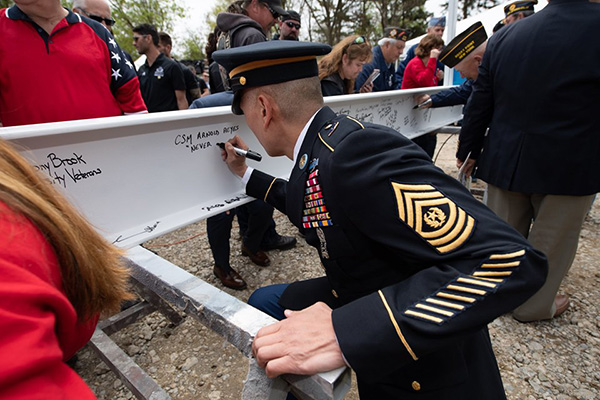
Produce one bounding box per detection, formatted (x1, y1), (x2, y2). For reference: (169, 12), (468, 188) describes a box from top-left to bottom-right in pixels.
(426, 298), (465, 310)
(457, 277), (497, 288)
(405, 310), (444, 323)
(391, 182), (475, 254)
(437, 291), (477, 303)
(489, 249), (525, 259)
(473, 271), (513, 277)
(481, 261), (520, 268)
(415, 303), (455, 317)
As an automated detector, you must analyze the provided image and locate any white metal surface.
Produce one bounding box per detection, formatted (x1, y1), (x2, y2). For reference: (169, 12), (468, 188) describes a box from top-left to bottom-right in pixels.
(1, 87), (462, 248)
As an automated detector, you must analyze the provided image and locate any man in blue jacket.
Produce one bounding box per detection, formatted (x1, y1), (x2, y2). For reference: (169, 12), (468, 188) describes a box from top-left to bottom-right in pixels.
(354, 27), (409, 92)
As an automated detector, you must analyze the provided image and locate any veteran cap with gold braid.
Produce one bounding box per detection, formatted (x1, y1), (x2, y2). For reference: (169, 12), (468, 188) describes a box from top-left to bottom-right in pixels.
(383, 26), (411, 42)
(504, 0), (537, 17)
(212, 41), (331, 115)
(438, 21), (488, 69)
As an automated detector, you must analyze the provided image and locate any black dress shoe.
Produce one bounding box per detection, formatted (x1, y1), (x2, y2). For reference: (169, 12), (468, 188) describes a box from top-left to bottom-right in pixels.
(241, 243), (270, 266)
(213, 265), (247, 290)
(260, 235), (297, 251)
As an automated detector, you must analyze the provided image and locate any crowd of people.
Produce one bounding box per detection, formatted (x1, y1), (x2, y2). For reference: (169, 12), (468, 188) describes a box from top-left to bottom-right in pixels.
(0, 0), (598, 398)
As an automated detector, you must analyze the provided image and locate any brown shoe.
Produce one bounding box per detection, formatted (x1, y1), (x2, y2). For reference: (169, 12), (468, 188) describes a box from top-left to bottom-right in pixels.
(553, 294), (570, 318)
(241, 243), (270, 267)
(213, 265), (247, 290)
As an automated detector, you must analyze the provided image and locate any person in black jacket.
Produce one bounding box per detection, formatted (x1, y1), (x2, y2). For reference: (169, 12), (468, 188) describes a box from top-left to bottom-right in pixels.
(318, 35), (373, 97)
(458, 0), (599, 322)
(212, 40), (547, 399)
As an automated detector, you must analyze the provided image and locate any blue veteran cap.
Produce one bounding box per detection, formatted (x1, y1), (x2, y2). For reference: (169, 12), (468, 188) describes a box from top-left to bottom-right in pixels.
(439, 21), (487, 69)
(504, 0), (537, 17)
(212, 41), (331, 115)
(428, 16), (446, 28)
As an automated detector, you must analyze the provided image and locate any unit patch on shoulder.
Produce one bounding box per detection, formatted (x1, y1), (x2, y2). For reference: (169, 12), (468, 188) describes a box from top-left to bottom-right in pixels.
(391, 182), (475, 253)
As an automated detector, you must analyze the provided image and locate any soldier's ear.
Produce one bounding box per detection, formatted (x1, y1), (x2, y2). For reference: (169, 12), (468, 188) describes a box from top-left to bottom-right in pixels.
(256, 93), (273, 128)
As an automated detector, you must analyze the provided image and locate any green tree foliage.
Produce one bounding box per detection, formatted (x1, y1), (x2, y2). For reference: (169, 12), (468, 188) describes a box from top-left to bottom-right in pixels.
(177, 30), (206, 60)
(109, 0), (185, 57)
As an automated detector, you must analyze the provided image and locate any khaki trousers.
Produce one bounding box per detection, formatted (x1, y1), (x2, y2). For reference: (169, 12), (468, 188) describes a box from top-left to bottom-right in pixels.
(486, 184), (595, 321)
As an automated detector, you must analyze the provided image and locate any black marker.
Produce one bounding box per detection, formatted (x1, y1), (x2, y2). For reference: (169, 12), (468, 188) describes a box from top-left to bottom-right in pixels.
(413, 98), (432, 109)
(216, 142), (262, 162)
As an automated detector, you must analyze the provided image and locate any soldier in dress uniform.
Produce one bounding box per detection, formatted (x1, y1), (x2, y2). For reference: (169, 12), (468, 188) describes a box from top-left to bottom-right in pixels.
(212, 40), (547, 399)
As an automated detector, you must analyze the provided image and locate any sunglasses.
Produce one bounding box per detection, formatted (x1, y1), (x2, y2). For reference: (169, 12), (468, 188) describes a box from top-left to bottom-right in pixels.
(80, 9), (115, 26)
(133, 35), (147, 42)
(284, 21), (301, 30)
(350, 36), (367, 45)
(262, 2), (280, 19)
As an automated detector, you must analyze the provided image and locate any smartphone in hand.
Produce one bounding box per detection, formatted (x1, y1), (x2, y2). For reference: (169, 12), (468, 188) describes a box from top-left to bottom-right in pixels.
(362, 69), (380, 87)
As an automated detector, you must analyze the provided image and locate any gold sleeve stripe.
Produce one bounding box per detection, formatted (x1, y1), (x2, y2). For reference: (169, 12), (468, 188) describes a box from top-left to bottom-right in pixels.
(473, 271), (513, 277)
(346, 116), (365, 129)
(471, 276), (504, 283)
(447, 285), (487, 296)
(378, 291), (418, 361)
(490, 250), (526, 259)
(415, 303), (454, 317)
(426, 298), (465, 310)
(318, 132), (335, 152)
(405, 310), (444, 323)
(437, 292), (476, 303)
(481, 261), (520, 268)
(457, 277), (497, 288)
(437, 215), (475, 253)
(264, 177), (278, 202)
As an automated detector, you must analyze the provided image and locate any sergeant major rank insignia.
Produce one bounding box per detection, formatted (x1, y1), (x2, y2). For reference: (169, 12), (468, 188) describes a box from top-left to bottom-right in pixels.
(391, 182), (475, 253)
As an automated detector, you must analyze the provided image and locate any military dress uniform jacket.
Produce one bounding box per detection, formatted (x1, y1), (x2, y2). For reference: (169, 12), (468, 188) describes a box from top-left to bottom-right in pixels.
(457, 0), (600, 196)
(246, 107), (547, 399)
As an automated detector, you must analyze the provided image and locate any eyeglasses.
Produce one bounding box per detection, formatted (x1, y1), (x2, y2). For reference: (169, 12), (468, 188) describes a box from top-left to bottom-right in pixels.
(284, 21), (301, 30)
(351, 36), (367, 45)
(133, 35), (147, 42)
(262, 2), (280, 19)
(80, 9), (115, 26)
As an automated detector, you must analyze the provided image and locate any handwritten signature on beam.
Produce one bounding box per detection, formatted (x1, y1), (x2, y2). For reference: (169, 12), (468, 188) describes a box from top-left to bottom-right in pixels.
(112, 221), (161, 244)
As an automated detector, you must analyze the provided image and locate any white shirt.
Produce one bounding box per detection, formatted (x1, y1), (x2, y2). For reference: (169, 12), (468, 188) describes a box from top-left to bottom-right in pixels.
(241, 108), (322, 185)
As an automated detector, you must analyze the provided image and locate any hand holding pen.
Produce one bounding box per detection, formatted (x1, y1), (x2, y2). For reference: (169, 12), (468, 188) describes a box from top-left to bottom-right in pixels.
(216, 142), (262, 162)
(217, 136), (260, 178)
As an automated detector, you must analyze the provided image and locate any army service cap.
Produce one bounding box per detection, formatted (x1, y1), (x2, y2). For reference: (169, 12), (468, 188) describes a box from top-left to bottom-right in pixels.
(383, 27), (411, 42)
(212, 41), (331, 115)
(504, 0), (537, 17)
(439, 21), (487, 69)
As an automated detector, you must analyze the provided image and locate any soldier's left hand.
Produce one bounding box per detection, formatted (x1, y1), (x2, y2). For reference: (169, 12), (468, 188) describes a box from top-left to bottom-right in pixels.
(252, 302), (346, 378)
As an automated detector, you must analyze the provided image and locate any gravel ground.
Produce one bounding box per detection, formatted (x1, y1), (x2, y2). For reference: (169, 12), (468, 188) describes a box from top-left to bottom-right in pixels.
(74, 133), (600, 400)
